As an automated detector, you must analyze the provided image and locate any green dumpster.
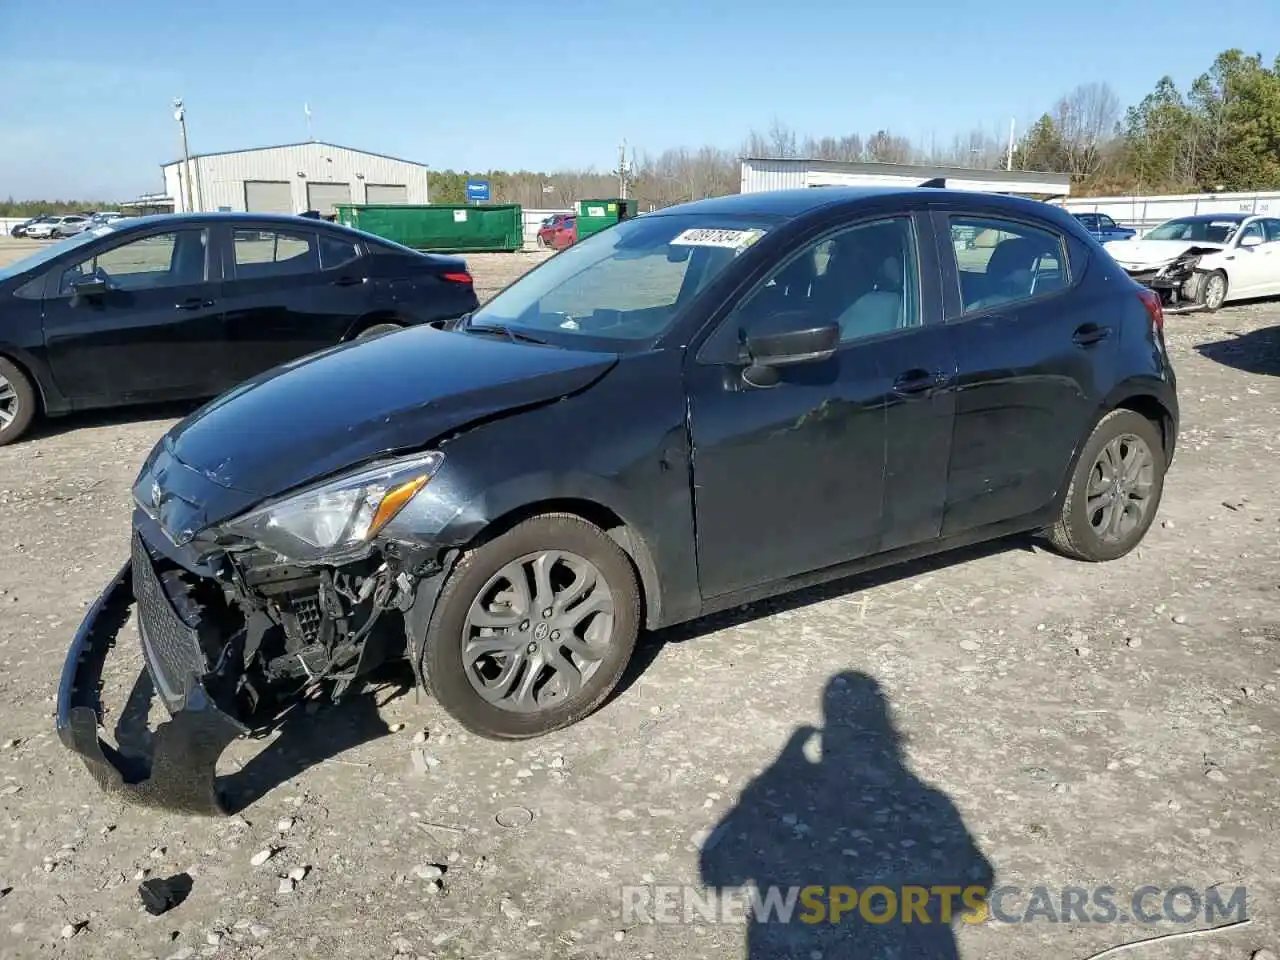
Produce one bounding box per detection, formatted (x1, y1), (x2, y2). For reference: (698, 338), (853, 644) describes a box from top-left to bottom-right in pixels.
(335, 203), (523, 252)
(574, 198), (636, 240)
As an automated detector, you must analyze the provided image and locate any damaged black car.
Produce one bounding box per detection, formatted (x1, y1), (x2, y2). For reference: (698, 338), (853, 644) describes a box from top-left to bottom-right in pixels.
(58, 187), (1178, 813)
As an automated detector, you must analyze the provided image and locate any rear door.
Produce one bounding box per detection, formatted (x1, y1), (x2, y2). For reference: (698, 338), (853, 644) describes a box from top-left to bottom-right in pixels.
(42, 226), (225, 402)
(932, 207), (1118, 535)
(219, 224), (371, 383)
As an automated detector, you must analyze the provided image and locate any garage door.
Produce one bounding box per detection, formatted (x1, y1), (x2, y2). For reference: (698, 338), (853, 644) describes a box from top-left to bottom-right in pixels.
(365, 183), (408, 204)
(306, 182), (352, 216)
(244, 180), (293, 214)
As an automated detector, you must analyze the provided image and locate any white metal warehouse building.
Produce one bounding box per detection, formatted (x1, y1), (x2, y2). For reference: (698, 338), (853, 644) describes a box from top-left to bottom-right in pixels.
(161, 141), (430, 216)
(740, 158), (1072, 199)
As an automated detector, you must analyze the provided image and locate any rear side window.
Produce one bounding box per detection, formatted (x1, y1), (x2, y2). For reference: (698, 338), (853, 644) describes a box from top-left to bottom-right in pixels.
(949, 216), (1069, 314)
(319, 233), (360, 270)
(232, 229), (319, 278)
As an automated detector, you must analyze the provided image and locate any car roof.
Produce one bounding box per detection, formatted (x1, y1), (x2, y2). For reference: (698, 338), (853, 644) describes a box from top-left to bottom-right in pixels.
(1166, 213), (1249, 222)
(115, 212), (347, 230)
(648, 186), (1066, 223)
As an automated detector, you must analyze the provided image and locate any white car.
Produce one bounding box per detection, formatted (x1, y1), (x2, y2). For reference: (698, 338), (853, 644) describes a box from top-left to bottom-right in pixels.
(1104, 213), (1280, 311)
(26, 215), (91, 240)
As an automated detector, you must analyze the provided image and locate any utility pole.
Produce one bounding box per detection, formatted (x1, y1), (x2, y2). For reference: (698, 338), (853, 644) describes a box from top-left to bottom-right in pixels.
(1006, 117), (1017, 171)
(173, 98), (195, 212)
(618, 140), (628, 200)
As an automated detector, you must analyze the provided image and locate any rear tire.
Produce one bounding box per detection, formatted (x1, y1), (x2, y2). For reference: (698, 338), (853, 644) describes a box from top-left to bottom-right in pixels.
(1048, 409), (1165, 562)
(0, 358), (37, 446)
(423, 513), (641, 740)
(355, 322), (402, 340)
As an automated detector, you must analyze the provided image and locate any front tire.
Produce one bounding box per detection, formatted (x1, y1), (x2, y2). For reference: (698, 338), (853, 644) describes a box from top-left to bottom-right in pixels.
(0, 358), (37, 446)
(1049, 409), (1165, 562)
(1198, 270), (1228, 312)
(423, 513), (641, 740)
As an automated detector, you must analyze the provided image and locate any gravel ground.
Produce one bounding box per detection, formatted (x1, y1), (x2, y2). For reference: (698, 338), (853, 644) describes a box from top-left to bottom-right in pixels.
(1, 242), (1279, 960)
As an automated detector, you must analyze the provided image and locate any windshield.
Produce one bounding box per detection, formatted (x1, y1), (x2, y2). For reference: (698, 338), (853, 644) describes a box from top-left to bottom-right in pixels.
(472, 213), (770, 345)
(0, 227), (114, 282)
(1145, 217), (1242, 243)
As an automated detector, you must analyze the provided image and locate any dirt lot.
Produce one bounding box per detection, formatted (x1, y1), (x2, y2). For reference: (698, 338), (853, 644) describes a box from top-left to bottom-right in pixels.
(1, 240), (1279, 960)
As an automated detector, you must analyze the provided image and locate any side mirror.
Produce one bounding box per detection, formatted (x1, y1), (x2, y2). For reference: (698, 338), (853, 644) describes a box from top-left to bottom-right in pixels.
(1240, 233), (1263, 248)
(742, 319), (839, 387)
(70, 275), (110, 299)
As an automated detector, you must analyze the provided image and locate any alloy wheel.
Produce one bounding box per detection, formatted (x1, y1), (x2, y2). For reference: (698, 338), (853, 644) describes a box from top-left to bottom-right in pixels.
(0, 375), (19, 431)
(1205, 274), (1227, 310)
(462, 550), (616, 713)
(1086, 433), (1155, 543)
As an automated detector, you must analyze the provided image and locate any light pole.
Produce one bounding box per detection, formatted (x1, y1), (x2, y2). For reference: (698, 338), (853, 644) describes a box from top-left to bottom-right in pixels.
(173, 98), (195, 212)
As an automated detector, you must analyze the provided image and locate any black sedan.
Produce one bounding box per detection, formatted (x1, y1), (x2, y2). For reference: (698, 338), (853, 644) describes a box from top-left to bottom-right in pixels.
(57, 187), (1177, 813)
(0, 213), (479, 444)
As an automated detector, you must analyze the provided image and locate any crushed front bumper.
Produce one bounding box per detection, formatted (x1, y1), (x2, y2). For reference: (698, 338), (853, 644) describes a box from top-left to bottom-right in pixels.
(55, 533), (246, 815)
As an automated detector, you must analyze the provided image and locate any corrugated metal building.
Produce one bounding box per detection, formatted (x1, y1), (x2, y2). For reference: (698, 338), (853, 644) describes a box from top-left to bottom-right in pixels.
(741, 158), (1072, 199)
(162, 141), (430, 215)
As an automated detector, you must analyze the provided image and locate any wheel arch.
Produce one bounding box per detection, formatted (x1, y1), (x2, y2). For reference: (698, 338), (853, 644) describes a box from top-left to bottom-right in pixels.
(0, 347), (52, 416)
(342, 310), (406, 341)
(452, 496), (662, 631)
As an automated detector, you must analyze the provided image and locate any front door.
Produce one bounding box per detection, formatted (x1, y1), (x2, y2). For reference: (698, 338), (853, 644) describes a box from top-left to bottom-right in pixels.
(1225, 220), (1270, 297)
(935, 210), (1118, 535)
(686, 212), (953, 599)
(42, 227), (224, 402)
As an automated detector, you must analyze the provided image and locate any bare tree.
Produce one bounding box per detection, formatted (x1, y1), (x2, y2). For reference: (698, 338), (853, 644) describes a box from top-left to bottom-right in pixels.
(1052, 82), (1121, 178)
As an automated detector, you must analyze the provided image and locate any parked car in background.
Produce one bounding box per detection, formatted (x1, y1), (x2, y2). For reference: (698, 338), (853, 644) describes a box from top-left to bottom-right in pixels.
(537, 214), (577, 250)
(1074, 213), (1136, 243)
(25, 215), (90, 240)
(55, 187), (1177, 811)
(10, 216), (57, 238)
(0, 212), (479, 445)
(90, 211), (127, 226)
(1103, 212), (1280, 311)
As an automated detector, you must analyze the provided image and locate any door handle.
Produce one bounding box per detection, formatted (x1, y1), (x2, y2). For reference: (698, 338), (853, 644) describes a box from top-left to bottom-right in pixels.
(892, 368), (945, 397)
(332, 275), (364, 287)
(176, 298), (216, 311)
(1072, 323), (1111, 347)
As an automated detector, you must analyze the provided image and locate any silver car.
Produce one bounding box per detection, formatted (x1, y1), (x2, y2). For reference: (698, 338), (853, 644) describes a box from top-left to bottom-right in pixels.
(50, 215), (93, 238)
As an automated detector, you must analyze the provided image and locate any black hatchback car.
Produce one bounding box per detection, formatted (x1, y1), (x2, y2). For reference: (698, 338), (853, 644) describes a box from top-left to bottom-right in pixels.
(58, 187), (1177, 812)
(0, 213), (478, 444)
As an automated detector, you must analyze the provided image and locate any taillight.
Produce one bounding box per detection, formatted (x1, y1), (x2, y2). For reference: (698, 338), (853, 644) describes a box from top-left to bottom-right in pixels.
(1137, 287), (1164, 335)
(442, 271), (473, 285)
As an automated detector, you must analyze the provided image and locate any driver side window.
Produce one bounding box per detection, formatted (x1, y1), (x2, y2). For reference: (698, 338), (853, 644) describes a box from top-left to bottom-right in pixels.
(1238, 222), (1265, 245)
(722, 216), (920, 349)
(57, 230), (208, 296)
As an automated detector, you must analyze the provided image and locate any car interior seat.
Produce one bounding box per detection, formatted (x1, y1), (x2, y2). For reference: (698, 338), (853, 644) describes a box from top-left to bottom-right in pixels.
(968, 236), (1060, 310)
(821, 229), (908, 339)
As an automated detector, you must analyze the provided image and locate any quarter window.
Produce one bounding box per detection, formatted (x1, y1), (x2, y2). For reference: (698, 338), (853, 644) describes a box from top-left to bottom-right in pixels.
(949, 217), (1068, 313)
(232, 229), (319, 278)
(727, 216), (921, 346)
(58, 230), (208, 295)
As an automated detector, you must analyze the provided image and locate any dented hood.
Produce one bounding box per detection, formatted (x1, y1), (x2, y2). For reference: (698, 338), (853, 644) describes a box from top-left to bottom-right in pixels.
(1103, 238), (1225, 269)
(154, 325), (617, 515)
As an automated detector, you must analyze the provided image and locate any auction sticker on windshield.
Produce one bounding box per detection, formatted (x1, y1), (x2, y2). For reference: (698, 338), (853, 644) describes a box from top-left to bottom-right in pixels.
(670, 228), (765, 249)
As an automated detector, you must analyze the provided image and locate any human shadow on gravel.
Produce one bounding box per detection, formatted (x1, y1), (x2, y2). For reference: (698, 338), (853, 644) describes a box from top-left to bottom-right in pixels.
(111, 664), (409, 814)
(1196, 323), (1280, 376)
(700, 671), (993, 959)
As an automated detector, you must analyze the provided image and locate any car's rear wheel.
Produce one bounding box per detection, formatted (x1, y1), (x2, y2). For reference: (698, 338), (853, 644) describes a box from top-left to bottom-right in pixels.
(1048, 409), (1165, 562)
(423, 513), (641, 740)
(355, 322), (402, 340)
(0, 358), (37, 446)
(1198, 270), (1228, 311)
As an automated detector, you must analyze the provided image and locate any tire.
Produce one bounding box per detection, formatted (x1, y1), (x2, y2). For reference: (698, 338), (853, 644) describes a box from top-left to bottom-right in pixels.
(1198, 270), (1228, 312)
(1048, 409), (1166, 562)
(423, 513), (641, 740)
(355, 322), (402, 340)
(536, 235), (547, 249)
(0, 357), (37, 446)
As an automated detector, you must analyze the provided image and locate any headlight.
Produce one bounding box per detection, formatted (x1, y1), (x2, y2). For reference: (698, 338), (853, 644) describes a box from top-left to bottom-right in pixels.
(217, 451), (444, 562)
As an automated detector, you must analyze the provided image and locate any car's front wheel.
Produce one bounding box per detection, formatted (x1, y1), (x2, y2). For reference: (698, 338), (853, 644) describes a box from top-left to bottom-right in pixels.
(1198, 270), (1228, 311)
(0, 358), (38, 446)
(423, 513), (641, 739)
(1049, 409), (1166, 562)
